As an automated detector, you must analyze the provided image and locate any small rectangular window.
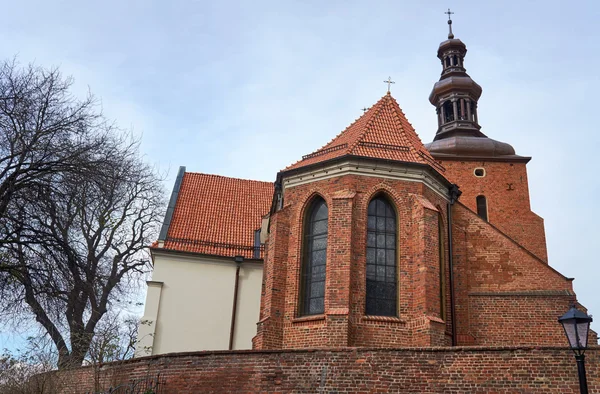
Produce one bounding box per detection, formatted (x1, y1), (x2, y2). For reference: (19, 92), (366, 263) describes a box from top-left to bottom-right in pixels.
(476, 196), (488, 221)
(253, 229), (261, 259)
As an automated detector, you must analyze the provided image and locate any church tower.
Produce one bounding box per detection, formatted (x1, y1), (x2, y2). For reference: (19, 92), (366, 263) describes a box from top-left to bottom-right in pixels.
(425, 14), (548, 262)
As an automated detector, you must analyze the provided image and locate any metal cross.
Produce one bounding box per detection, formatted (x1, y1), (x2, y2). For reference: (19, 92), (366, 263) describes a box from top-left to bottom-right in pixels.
(445, 8), (455, 38)
(445, 8), (454, 21)
(383, 77), (395, 92)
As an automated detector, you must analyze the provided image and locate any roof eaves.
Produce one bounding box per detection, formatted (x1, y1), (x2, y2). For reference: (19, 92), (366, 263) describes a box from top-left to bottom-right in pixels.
(277, 153), (453, 189)
(429, 153), (532, 163)
(150, 246), (265, 263)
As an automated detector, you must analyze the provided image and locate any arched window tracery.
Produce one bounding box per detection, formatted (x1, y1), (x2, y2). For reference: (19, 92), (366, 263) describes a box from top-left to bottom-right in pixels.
(299, 197), (328, 316)
(366, 196), (397, 316)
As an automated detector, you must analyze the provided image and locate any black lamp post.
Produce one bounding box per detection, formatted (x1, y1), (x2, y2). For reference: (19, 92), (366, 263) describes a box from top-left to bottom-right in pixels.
(558, 305), (593, 394)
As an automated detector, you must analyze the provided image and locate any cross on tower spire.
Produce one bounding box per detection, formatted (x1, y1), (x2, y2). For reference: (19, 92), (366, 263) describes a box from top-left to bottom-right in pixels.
(383, 76), (395, 93)
(445, 8), (455, 39)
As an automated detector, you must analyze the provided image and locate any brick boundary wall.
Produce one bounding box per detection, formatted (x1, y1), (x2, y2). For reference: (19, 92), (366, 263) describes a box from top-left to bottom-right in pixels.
(36, 346), (599, 393)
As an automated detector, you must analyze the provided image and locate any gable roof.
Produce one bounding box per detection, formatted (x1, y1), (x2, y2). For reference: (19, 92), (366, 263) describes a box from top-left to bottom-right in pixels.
(284, 92), (445, 174)
(159, 172), (273, 259)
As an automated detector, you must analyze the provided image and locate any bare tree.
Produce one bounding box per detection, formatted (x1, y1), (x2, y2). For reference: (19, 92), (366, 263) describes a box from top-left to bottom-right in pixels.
(0, 60), (165, 368)
(0, 336), (58, 393)
(0, 59), (108, 226)
(87, 311), (140, 365)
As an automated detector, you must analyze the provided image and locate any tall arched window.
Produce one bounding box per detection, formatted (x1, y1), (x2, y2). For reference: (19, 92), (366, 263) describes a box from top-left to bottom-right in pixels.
(476, 195), (488, 221)
(438, 213), (446, 320)
(366, 196), (397, 316)
(300, 197), (328, 316)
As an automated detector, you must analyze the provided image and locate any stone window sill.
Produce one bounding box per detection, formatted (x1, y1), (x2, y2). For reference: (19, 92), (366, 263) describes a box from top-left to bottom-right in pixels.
(362, 315), (407, 324)
(292, 314), (326, 324)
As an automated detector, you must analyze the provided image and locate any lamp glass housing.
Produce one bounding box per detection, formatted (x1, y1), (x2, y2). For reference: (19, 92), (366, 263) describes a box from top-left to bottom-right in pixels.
(558, 306), (593, 356)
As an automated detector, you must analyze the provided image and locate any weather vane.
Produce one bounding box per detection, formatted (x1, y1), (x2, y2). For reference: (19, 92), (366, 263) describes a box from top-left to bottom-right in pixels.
(445, 8), (455, 39)
(383, 77), (395, 93)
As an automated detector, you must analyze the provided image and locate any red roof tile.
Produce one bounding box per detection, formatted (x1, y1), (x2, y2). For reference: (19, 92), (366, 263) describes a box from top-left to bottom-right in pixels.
(284, 92), (445, 174)
(161, 173), (273, 259)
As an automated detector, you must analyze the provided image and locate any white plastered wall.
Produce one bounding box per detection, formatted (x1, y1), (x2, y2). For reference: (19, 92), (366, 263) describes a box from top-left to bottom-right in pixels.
(135, 251), (263, 356)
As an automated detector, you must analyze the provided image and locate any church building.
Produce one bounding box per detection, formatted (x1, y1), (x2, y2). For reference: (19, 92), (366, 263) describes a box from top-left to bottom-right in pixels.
(136, 18), (596, 356)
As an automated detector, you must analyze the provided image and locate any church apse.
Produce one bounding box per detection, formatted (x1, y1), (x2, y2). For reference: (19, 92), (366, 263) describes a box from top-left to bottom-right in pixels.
(253, 91), (457, 349)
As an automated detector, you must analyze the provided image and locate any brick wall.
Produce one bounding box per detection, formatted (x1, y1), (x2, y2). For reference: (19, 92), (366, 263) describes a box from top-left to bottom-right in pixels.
(254, 170), (594, 350)
(440, 159), (548, 262)
(255, 174), (451, 349)
(46, 347), (600, 393)
(450, 203), (600, 345)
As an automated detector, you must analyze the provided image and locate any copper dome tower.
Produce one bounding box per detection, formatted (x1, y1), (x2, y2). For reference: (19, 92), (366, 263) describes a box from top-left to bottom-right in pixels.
(425, 12), (520, 159)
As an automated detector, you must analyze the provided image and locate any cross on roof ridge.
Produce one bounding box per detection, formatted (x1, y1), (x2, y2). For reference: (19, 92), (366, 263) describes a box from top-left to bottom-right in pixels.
(383, 76), (395, 93)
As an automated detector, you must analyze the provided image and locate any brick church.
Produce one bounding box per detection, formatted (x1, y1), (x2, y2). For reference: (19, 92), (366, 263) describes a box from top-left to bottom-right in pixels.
(137, 18), (596, 356)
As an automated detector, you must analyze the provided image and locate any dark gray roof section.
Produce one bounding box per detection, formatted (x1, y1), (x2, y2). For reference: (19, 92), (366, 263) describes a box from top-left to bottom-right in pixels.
(158, 166), (186, 241)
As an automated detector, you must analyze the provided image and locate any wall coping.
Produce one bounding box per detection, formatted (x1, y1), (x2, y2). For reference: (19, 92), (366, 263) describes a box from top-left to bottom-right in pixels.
(66, 345), (600, 372)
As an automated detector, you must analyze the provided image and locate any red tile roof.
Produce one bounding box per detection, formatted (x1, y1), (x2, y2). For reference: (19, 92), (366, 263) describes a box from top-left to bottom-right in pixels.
(284, 92), (445, 174)
(156, 94), (445, 259)
(161, 173), (273, 259)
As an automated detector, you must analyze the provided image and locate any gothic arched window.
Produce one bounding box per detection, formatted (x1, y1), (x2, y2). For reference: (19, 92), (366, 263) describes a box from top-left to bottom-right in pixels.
(476, 195), (488, 221)
(299, 197), (328, 316)
(438, 213), (446, 320)
(366, 196), (397, 316)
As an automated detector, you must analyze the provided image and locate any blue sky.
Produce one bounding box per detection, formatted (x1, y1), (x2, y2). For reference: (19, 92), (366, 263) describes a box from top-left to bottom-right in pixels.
(0, 0), (598, 349)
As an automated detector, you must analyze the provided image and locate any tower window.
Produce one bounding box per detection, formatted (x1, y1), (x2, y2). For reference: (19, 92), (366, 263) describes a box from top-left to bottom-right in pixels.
(453, 55), (458, 66)
(458, 99), (465, 120)
(474, 168), (485, 177)
(445, 57), (451, 67)
(476, 195), (488, 221)
(366, 196), (397, 317)
(299, 197), (328, 316)
(443, 101), (454, 122)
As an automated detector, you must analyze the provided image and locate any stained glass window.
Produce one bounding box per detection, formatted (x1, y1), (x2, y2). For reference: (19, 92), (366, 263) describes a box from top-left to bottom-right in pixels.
(438, 213), (446, 320)
(366, 196), (397, 316)
(300, 198), (328, 316)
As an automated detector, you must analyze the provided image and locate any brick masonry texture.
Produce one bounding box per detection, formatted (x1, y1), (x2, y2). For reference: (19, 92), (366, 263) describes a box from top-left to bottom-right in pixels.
(254, 174), (453, 349)
(440, 159), (548, 262)
(449, 202), (599, 345)
(253, 171), (596, 350)
(47, 347), (600, 393)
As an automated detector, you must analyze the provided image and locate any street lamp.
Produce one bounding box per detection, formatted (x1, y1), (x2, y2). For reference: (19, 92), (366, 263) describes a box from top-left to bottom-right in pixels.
(558, 305), (593, 394)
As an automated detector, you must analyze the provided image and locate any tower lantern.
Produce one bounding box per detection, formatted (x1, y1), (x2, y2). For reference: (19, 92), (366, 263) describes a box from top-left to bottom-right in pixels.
(426, 11), (515, 158)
